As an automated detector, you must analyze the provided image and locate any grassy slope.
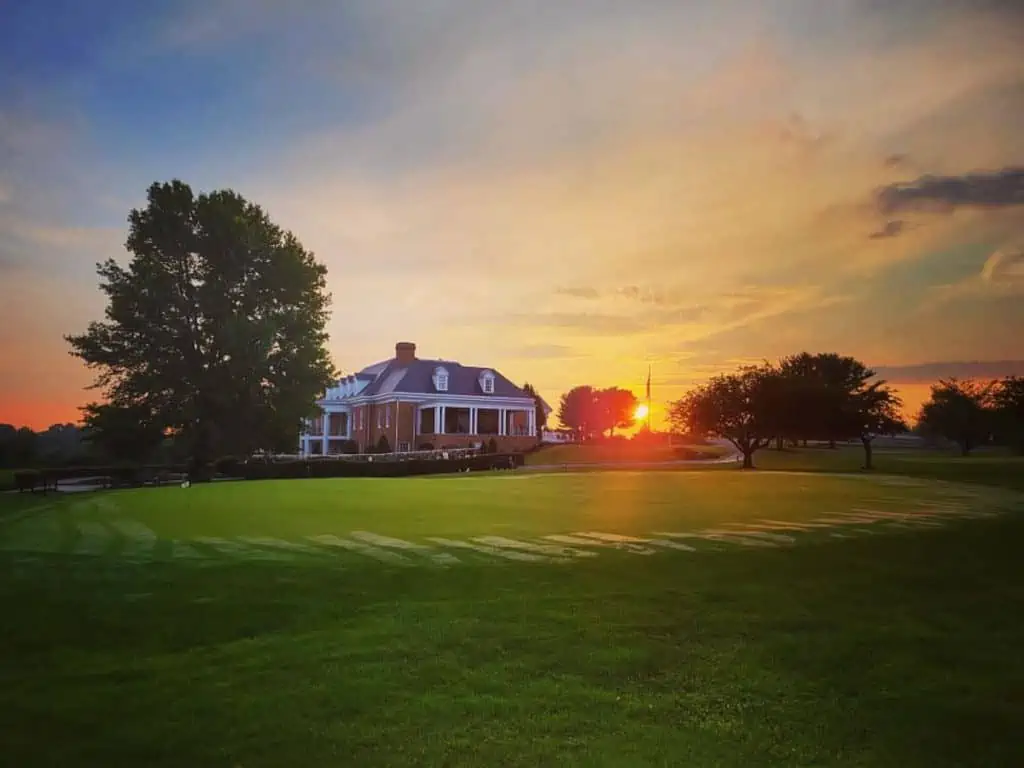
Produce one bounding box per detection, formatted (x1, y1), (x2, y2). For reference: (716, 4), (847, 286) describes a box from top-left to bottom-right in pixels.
(2, 452), (1024, 766)
(524, 442), (732, 465)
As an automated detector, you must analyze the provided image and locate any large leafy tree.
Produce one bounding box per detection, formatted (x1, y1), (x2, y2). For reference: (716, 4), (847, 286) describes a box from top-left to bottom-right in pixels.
(844, 384), (907, 469)
(81, 402), (168, 464)
(992, 376), (1024, 454)
(668, 364), (780, 468)
(779, 352), (877, 447)
(67, 180), (336, 474)
(557, 385), (597, 440)
(522, 382), (549, 435)
(594, 387), (637, 437)
(916, 378), (994, 456)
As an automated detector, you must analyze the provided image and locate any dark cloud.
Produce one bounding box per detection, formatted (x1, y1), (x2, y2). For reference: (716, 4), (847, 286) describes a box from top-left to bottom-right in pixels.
(874, 359), (1024, 383)
(884, 153), (908, 168)
(876, 167), (1024, 215)
(868, 220), (906, 239)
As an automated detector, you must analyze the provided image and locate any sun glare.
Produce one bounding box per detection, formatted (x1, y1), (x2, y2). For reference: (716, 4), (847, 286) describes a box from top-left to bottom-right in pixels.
(634, 403), (649, 421)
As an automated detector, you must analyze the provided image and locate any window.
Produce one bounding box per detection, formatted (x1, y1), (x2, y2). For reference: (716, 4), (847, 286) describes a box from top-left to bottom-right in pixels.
(433, 366), (449, 392)
(479, 369), (495, 394)
(398, 441), (410, 453)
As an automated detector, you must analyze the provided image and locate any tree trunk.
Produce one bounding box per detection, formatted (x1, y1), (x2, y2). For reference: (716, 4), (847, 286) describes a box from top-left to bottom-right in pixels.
(802, 439), (808, 447)
(742, 451), (754, 469)
(775, 436), (783, 451)
(862, 437), (873, 470)
(828, 439), (836, 449)
(960, 440), (971, 457)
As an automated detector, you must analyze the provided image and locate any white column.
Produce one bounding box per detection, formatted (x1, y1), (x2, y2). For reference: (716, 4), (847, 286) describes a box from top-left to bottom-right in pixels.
(415, 408), (421, 436)
(438, 405), (445, 434)
(345, 412), (351, 439)
(528, 408), (536, 436)
(470, 407), (477, 435)
(499, 409), (506, 436)
(322, 412), (329, 454)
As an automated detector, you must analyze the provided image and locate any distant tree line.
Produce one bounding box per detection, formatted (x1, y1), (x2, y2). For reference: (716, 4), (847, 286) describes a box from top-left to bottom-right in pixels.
(0, 422), (187, 469)
(916, 376), (1024, 456)
(556, 386), (639, 441)
(667, 352), (905, 469)
(661, 352), (1024, 469)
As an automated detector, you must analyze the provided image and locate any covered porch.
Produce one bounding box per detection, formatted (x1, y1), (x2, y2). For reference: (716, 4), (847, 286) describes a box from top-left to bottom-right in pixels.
(301, 410), (352, 455)
(416, 404), (536, 438)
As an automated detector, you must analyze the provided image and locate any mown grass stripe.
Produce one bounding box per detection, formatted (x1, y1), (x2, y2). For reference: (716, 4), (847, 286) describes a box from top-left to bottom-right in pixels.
(349, 531), (459, 565)
(426, 537), (551, 562)
(308, 534), (413, 565)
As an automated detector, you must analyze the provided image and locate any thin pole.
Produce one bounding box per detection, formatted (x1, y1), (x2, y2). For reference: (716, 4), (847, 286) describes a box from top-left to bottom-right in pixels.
(646, 364), (652, 432)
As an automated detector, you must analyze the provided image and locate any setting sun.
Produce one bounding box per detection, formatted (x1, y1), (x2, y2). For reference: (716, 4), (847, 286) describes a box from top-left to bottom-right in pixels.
(634, 403), (649, 421)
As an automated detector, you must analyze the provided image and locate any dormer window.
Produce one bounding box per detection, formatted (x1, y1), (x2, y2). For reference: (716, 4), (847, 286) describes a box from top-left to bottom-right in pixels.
(433, 366), (449, 392)
(479, 370), (495, 394)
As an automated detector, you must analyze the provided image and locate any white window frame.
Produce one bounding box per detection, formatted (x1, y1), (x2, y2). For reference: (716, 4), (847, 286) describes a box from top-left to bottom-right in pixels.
(482, 375), (494, 394)
(434, 366), (449, 392)
(398, 441), (410, 453)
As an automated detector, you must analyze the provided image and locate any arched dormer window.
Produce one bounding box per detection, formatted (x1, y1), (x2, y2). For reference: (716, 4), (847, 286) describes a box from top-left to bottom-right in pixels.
(479, 370), (495, 394)
(433, 366), (449, 392)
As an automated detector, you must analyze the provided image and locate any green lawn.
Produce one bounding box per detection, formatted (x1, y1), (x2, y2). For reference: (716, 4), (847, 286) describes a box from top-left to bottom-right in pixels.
(525, 441), (733, 465)
(2, 455), (1024, 765)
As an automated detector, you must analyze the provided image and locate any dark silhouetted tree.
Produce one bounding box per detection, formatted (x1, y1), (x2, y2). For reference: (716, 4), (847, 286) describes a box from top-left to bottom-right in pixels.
(668, 364), (780, 469)
(81, 403), (167, 464)
(845, 384), (907, 469)
(992, 376), (1024, 454)
(917, 378), (994, 456)
(66, 180), (336, 476)
(594, 387), (637, 437)
(558, 385), (597, 440)
(522, 382), (548, 435)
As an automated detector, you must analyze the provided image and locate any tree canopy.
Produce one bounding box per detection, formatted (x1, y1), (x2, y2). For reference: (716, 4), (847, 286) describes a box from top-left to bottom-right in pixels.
(522, 382), (548, 434)
(557, 385), (637, 439)
(917, 378), (994, 456)
(66, 180), (336, 473)
(992, 376), (1024, 454)
(668, 364), (778, 468)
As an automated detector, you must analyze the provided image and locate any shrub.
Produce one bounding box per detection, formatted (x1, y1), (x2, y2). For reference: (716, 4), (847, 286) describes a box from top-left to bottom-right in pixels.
(376, 435), (391, 454)
(418, 442), (434, 451)
(487, 438), (498, 454)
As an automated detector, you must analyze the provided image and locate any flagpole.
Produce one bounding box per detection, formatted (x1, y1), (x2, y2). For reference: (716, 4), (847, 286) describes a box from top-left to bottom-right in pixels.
(646, 364), (652, 432)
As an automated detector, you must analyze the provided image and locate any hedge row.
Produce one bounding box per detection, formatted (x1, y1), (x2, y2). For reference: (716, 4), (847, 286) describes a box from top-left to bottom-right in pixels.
(239, 453), (524, 480)
(13, 454), (526, 491)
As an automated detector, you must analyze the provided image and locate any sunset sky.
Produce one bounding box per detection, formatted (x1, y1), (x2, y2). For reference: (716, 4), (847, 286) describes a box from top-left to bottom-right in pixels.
(2, 0), (1023, 430)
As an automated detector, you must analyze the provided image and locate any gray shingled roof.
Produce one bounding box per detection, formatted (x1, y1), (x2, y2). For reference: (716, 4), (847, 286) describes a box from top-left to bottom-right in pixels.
(357, 358), (530, 399)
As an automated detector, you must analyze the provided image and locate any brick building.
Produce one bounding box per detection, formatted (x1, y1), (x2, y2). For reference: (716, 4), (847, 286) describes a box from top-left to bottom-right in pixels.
(299, 342), (549, 455)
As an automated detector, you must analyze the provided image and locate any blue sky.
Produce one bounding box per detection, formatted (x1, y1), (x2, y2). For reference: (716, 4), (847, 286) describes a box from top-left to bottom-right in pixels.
(2, 0), (1023, 426)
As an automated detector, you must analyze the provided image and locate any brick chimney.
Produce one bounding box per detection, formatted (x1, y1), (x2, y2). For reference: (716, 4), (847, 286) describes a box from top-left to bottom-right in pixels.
(395, 341), (417, 365)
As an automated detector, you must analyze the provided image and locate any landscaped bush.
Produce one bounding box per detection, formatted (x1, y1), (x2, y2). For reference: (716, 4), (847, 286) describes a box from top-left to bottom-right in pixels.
(376, 435), (391, 453)
(237, 453), (524, 481)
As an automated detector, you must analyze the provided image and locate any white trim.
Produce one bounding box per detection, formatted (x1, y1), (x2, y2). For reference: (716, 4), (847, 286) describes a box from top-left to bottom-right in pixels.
(317, 393), (534, 407)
